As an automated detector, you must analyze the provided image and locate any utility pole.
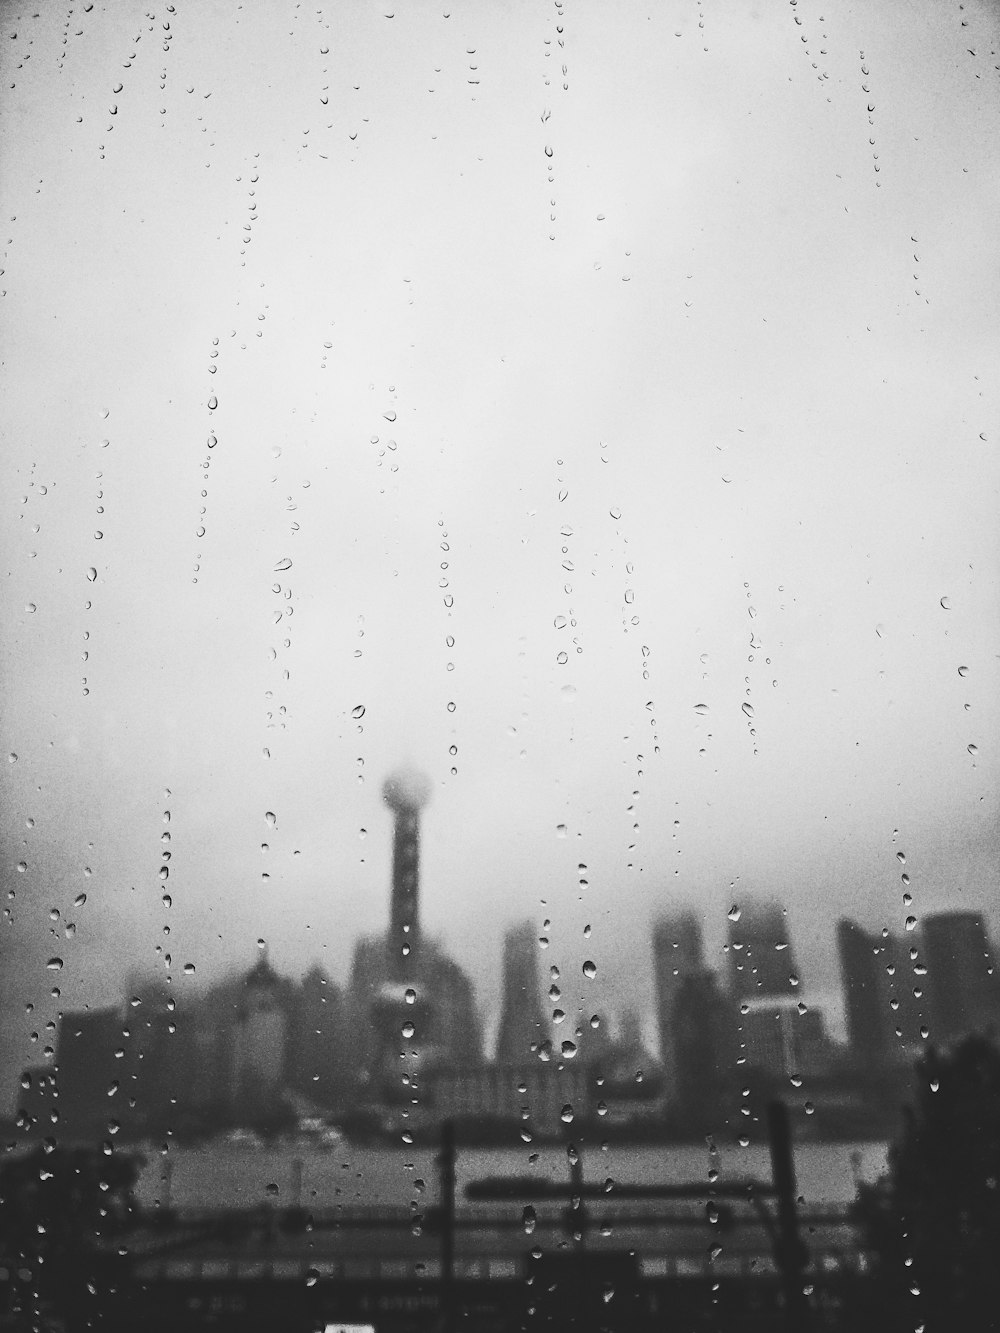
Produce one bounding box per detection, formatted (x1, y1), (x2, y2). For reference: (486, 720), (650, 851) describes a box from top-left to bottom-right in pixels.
(767, 1100), (810, 1332)
(438, 1119), (456, 1333)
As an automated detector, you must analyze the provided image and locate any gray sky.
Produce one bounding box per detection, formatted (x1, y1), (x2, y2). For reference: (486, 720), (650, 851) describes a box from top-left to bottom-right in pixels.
(2, 0), (998, 1107)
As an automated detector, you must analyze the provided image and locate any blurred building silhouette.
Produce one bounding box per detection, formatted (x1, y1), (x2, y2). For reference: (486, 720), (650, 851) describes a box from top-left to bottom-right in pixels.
(435, 1060), (593, 1130)
(54, 1006), (124, 1141)
(286, 964), (350, 1109)
(15, 1066), (58, 1138)
(837, 920), (927, 1065)
(572, 1009), (614, 1069)
(494, 920), (548, 1066)
(740, 996), (829, 1079)
(921, 910), (1000, 1044)
(653, 911), (734, 1125)
(727, 899), (798, 999)
(652, 911), (706, 1085)
(345, 931), (483, 1101)
(230, 953), (290, 1110)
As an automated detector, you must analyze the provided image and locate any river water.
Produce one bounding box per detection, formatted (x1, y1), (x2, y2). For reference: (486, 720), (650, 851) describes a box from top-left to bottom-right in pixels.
(135, 1140), (890, 1214)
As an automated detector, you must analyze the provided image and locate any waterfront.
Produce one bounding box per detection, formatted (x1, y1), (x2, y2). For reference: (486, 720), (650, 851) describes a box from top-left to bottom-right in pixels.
(134, 1139), (890, 1214)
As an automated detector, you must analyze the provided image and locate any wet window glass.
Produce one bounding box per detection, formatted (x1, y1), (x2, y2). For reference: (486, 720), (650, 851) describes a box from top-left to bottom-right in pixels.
(2, 4), (997, 1330)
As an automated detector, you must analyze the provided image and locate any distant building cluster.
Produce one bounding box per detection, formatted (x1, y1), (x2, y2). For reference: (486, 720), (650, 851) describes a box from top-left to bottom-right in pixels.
(14, 768), (1000, 1147)
(653, 902), (1000, 1135)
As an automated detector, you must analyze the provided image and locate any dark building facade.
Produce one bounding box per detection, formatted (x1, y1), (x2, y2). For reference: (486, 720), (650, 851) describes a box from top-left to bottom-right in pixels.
(345, 931), (483, 1101)
(652, 910), (705, 1096)
(286, 964), (351, 1109)
(727, 898), (798, 1000)
(921, 910), (1000, 1044)
(653, 911), (736, 1126)
(494, 920), (548, 1066)
(54, 1006), (125, 1142)
(837, 919), (927, 1065)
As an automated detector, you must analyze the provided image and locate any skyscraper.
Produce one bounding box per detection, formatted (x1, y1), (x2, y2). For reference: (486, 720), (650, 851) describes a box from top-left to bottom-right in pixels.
(230, 952), (290, 1111)
(653, 911), (734, 1122)
(348, 931), (483, 1100)
(55, 1006), (124, 1142)
(286, 964), (350, 1109)
(494, 920), (547, 1065)
(652, 910), (705, 1091)
(922, 911), (1000, 1044)
(837, 919), (926, 1064)
(727, 898), (798, 999)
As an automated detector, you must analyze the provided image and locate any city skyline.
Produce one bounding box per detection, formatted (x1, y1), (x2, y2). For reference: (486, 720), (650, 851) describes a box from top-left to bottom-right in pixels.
(15, 883), (997, 1142)
(2, 757), (998, 1109)
(3, 2), (998, 1117)
(15, 866), (996, 1094)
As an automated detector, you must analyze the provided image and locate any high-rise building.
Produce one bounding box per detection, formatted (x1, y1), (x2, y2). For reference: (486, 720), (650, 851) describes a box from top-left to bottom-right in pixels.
(652, 911), (706, 1098)
(671, 969), (736, 1124)
(921, 911), (1000, 1044)
(55, 1006), (124, 1142)
(346, 931), (482, 1100)
(573, 1009), (614, 1070)
(230, 953), (290, 1113)
(425, 951), (483, 1069)
(652, 911), (737, 1122)
(727, 898), (798, 999)
(739, 997), (829, 1079)
(494, 920), (548, 1066)
(286, 964), (351, 1109)
(837, 919), (926, 1064)
(15, 1066), (58, 1140)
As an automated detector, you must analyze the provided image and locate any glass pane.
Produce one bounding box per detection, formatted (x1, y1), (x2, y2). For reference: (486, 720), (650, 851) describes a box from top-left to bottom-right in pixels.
(2, 3), (997, 1329)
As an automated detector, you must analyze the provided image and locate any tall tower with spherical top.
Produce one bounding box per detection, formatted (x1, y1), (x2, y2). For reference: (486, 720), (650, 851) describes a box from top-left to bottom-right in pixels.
(368, 767), (436, 1111)
(382, 766), (432, 983)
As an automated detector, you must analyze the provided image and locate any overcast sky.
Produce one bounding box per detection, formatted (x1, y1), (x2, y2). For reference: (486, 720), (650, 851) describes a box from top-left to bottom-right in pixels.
(1, 0), (998, 1108)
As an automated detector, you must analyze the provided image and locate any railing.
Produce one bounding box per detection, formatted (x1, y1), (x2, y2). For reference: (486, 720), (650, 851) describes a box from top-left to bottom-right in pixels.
(124, 1103), (843, 1333)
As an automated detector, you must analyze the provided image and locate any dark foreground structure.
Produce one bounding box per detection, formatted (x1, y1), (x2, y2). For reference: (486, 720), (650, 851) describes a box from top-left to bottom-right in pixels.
(6, 1037), (1000, 1332)
(2, 1105), (868, 1333)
